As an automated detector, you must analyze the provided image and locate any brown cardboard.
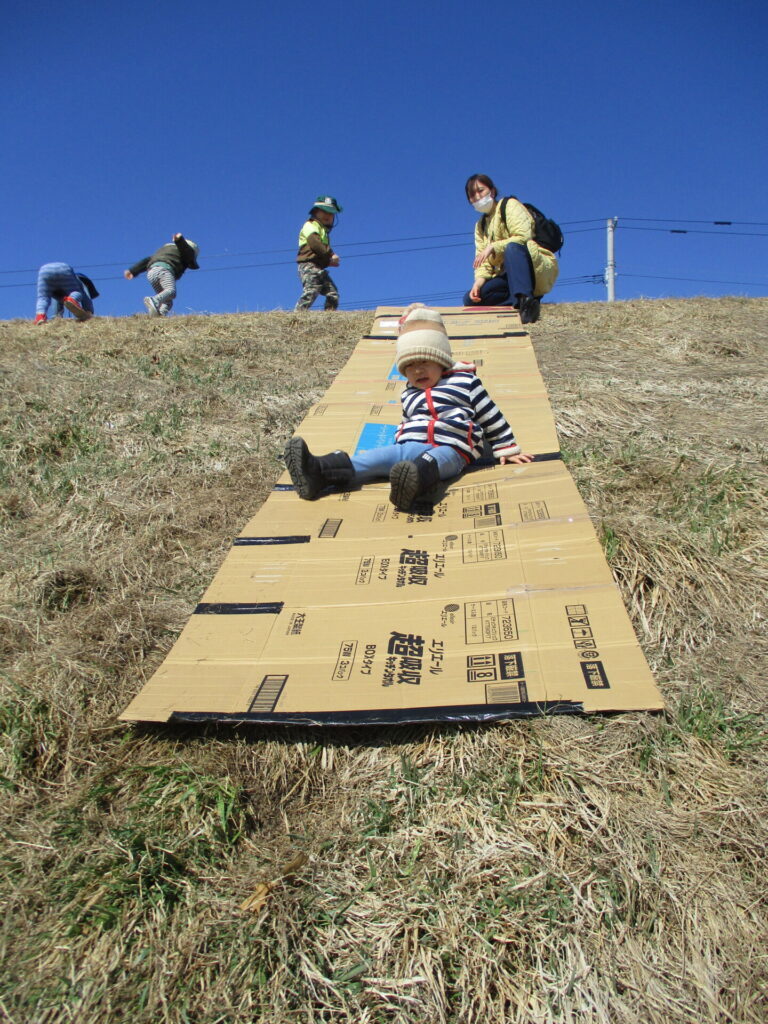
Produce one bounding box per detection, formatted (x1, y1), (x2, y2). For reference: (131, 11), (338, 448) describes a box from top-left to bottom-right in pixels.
(241, 461), (595, 542)
(121, 308), (663, 725)
(278, 398), (559, 460)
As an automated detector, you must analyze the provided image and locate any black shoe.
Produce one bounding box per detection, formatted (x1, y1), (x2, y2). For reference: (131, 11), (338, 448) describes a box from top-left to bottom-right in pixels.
(285, 438), (321, 499)
(285, 437), (354, 499)
(519, 296), (540, 324)
(389, 453), (441, 511)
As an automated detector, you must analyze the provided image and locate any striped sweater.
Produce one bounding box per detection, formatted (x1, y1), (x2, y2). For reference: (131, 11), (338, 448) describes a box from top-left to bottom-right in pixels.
(395, 363), (520, 462)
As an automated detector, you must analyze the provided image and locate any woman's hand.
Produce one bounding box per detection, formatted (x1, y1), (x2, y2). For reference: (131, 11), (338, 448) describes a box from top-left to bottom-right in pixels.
(473, 245), (494, 269)
(499, 453), (534, 465)
(123, 270), (133, 280)
(468, 279), (484, 303)
(329, 254), (340, 267)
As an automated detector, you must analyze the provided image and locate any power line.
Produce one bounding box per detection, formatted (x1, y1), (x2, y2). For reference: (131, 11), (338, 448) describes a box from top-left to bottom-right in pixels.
(339, 291), (464, 309)
(338, 274), (605, 309)
(0, 220), (608, 277)
(619, 226), (768, 238)
(5, 219), (767, 305)
(621, 272), (768, 287)
(557, 275), (605, 285)
(0, 241), (477, 289)
(3, 216), (765, 279)
(621, 217), (768, 227)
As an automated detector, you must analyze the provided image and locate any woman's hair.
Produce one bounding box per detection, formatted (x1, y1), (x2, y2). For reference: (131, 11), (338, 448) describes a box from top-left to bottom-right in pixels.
(465, 174), (498, 200)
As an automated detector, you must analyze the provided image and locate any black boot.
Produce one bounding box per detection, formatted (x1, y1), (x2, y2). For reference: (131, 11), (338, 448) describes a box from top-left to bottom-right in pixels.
(285, 437), (354, 499)
(389, 452), (442, 511)
(519, 295), (541, 324)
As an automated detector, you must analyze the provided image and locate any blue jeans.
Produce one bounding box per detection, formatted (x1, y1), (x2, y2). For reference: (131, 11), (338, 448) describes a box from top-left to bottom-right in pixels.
(36, 263), (94, 317)
(351, 441), (466, 484)
(463, 241), (535, 306)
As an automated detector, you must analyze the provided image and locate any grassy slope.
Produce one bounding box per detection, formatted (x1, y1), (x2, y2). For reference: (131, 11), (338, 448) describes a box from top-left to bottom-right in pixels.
(1, 299), (766, 1024)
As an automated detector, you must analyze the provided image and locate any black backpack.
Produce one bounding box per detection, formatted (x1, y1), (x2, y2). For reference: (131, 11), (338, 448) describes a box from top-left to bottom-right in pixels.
(494, 197), (564, 254)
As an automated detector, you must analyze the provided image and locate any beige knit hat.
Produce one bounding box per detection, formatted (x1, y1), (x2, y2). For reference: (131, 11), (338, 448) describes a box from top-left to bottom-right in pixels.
(396, 329), (454, 373)
(398, 304), (448, 336)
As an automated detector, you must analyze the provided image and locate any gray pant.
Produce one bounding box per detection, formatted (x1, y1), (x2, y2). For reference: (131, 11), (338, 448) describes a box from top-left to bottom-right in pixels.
(147, 263), (177, 315)
(295, 263), (339, 310)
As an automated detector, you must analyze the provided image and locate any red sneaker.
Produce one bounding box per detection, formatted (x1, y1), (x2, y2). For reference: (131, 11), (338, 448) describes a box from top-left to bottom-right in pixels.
(34, 313), (47, 324)
(63, 296), (92, 321)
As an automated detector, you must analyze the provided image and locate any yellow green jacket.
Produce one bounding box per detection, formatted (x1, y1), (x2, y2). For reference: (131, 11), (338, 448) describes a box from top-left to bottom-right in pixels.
(297, 219), (336, 268)
(473, 197), (559, 297)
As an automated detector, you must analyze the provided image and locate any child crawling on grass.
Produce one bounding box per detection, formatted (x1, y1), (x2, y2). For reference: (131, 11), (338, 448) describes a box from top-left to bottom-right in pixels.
(284, 305), (533, 512)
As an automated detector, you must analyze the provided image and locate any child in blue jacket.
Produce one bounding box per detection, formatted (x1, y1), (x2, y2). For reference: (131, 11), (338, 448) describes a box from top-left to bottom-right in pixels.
(34, 263), (98, 323)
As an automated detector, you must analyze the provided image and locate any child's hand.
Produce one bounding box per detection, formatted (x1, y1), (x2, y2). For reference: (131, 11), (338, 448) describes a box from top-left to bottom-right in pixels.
(124, 270), (133, 280)
(500, 453), (534, 465)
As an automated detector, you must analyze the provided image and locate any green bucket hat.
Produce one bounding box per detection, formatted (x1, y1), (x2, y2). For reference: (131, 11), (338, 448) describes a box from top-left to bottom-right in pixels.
(313, 195), (343, 213)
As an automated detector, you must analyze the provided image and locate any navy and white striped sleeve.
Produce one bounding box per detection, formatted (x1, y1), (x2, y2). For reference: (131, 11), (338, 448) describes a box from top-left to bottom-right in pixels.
(470, 377), (521, 457)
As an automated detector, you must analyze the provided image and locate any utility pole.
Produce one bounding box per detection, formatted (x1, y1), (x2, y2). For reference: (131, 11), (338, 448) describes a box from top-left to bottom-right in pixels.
(605, 217), (618, 301)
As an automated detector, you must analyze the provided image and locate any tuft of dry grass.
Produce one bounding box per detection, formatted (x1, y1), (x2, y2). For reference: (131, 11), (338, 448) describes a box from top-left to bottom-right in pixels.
(1, 298), (766, 1023)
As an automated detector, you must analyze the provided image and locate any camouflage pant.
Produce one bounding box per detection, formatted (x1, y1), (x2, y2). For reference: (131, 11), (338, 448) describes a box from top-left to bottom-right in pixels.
(295, 263), (339, 311)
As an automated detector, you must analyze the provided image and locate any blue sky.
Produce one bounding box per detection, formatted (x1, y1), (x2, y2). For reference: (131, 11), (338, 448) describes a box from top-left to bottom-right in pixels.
(2, 0), (766, 319)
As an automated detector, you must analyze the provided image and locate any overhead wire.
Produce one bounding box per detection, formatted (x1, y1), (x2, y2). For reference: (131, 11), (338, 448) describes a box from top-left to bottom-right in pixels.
(621, 217), (768, 227)
(2, 216), (765, 279)
(619, 225), (768, 238)
(0, 220), (608, 277)
(3, 216), (765, 304)
(0, 240), (475, 289)
(620, 272), (768, 287)
(339, 275), (605, 309)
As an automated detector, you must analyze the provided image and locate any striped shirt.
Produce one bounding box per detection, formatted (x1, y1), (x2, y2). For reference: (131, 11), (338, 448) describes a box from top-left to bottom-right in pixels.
(395, 363), (520, 462)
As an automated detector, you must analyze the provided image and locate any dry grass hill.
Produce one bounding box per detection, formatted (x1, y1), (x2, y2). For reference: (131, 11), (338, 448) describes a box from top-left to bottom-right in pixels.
(1, 297), (766, 1023)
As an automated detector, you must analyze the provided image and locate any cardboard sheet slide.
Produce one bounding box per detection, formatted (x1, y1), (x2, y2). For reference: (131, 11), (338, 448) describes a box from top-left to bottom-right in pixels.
(121, 308), (663, 725)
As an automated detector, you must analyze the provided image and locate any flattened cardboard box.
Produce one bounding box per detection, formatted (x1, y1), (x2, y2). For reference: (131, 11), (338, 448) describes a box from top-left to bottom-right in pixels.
(121, 309), (662, 725)
(290, 400), (559, 461)
(246, 462), (588, 542)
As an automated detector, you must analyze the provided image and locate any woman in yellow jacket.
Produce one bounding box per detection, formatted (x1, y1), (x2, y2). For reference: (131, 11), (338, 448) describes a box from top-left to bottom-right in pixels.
(463, 173), (559, 323)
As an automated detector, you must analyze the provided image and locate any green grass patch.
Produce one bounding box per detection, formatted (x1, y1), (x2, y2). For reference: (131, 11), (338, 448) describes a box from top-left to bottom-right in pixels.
(675, 684), (765, 759)
(0, 681), (61, 790)
(48, 764), (252, 936)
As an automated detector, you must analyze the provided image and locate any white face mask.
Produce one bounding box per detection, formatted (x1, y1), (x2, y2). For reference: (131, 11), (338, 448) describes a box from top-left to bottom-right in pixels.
(472, 194), (495, 214)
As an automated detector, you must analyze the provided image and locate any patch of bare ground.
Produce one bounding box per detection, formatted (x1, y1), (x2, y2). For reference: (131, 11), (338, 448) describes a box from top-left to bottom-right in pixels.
(1, 299), (766, 1023)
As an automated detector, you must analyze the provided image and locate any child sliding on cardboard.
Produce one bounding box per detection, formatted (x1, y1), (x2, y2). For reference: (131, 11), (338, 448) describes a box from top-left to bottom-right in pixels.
(285, 306), (532, 512)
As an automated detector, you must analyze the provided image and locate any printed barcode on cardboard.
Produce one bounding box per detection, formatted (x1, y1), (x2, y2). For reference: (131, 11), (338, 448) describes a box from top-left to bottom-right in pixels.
(474, 514), (503, 528)
(319, 519), (342, 538)
(248, 674), (287, 713)
(485, 680), (529, 704)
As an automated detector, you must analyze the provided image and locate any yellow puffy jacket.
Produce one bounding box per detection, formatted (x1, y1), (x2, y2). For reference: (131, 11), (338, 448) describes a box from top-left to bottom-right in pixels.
(474, 197), (559, 297)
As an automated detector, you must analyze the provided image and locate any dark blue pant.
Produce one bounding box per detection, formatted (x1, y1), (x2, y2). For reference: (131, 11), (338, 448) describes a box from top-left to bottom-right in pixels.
(463, 242), (535, 306)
